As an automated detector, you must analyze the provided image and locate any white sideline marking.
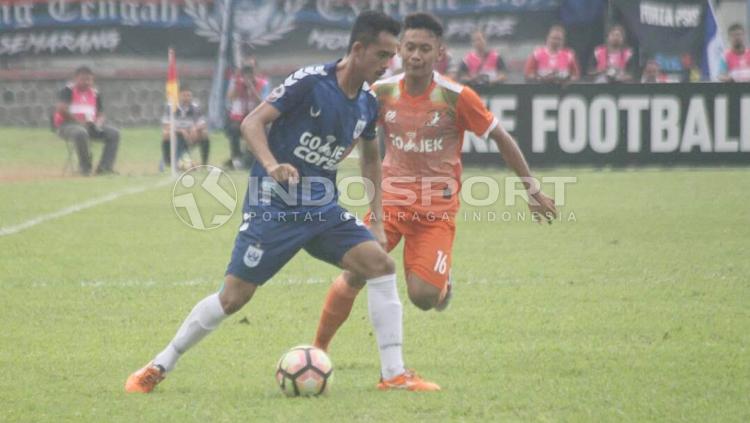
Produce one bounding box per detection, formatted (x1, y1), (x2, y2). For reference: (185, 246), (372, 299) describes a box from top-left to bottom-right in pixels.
(0, 178), (173, 237)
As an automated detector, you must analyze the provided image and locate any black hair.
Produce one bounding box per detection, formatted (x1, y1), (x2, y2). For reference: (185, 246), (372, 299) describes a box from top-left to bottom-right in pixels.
(728, 23), (744, 33)
(403, 13), (443, 38)
(347, 10), (401, 53)
(74, 66), (93, 76)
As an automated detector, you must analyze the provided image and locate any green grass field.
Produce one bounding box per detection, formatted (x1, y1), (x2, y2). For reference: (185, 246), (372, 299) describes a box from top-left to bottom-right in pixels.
(1, 128), (748, 422)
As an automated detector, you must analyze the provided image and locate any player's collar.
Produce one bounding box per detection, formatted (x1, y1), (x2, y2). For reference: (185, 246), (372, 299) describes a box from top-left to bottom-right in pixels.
(399, 74), (436, 101)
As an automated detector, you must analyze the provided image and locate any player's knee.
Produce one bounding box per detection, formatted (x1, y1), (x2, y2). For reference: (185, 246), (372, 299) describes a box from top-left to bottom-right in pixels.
(343, 272), (367, 290)
(219, 277), (257, 314)
(406, 277), (440, 311)
(219, 291), (251, 314)
(365, 253), (395, 278)
(408, 294), (434, 311)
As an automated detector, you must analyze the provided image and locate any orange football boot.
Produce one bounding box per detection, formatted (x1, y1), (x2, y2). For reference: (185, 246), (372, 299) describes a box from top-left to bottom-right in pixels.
(125, 362), (165, 393)
(377, 369), (441, 392)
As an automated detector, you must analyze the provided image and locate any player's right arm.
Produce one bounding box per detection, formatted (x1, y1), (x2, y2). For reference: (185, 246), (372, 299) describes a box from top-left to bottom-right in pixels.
(240, 102), (299, 184)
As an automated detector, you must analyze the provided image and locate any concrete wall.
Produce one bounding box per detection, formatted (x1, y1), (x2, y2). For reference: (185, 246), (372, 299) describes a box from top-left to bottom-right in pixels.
(0, 78), (211, 127)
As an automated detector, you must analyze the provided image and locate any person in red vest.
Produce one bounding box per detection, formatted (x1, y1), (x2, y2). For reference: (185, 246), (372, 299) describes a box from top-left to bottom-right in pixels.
(53, 66), (120, 175)
(719, 23), (750, 82)
(458, 30), (507, 86)
(225, 57), (270, 170)
(525, 25), (580, 84)
(588, 25), (635, 83)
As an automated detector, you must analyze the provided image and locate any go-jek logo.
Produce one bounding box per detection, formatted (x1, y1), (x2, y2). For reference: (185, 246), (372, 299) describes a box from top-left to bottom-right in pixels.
(389, 132), (444, 153)
(293, 132), (347, 170)
(172, 165), (238, 230)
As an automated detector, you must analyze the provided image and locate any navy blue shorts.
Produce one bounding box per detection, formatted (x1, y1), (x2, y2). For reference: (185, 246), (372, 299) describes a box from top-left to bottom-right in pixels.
(225, 205), (374, 285)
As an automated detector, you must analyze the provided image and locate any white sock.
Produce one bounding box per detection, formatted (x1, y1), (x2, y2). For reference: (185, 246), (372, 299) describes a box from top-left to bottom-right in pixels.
(153, 292), (227, 372)
(366, 274), (405, 380)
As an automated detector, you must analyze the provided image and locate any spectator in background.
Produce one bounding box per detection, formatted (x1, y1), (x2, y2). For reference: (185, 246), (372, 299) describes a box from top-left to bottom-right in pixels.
(53, 66), (119, 176)
(458, 30), (507, 86)
(525, 25), (580, 84)
(161, 85), (210, 169)
(719, 23), (750, 82)
(435, 48), (455, 78)
(640, 59), (669, 83)
(589, 25), (635, 83)
(225, 56), (270, 169)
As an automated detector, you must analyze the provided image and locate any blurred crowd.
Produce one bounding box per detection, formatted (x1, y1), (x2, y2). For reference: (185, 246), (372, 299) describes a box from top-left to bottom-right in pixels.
(53, 19), (750, 175)
(381, 22), (750, 87)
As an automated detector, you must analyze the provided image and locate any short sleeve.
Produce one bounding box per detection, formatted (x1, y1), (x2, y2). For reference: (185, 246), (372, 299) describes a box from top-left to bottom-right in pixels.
(266, 66), (322, 115)
(456, 86), (497, 138)
(359, 94), (378, 141)
(362, 110), (377, 141)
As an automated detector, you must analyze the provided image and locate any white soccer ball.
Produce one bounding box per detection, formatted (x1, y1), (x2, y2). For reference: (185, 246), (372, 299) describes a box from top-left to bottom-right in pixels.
(275, 345), (333, 397)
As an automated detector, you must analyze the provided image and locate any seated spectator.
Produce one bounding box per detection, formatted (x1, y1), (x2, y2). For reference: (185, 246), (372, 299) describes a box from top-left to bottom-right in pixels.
(52, 66), (120, 176)
(161, 85), (210, 169)
(458, 30), (507, 86)
(225, 56), (270, 169)
(436, 48), (455, 78)
(525, 25), (580, 84)
(640, 59), (669, 83)
(589, 25), (635, 83)
(719, 23), (750, 82)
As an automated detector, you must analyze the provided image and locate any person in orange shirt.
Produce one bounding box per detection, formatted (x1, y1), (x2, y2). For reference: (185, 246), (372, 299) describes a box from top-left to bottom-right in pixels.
(314, 13), (557, 353)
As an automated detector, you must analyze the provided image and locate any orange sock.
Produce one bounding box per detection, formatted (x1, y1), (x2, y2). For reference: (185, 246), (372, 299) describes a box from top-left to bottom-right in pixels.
(313, 274), (361, 351)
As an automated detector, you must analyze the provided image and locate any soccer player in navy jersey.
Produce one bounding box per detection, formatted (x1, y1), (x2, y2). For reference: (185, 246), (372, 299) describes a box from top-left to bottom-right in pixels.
(126, 11), (439, 393)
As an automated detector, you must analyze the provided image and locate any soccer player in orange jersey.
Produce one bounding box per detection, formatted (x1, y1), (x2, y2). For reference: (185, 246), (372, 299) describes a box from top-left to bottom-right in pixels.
(313, 13), (557, 369)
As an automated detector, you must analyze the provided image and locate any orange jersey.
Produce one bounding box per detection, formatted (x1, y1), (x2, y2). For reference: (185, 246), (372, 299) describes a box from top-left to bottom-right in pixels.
(372, 72), (497, 215)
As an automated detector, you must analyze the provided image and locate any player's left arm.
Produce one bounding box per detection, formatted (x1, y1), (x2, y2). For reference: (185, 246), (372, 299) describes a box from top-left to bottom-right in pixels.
(358, 136), (387, 247)
(488, 125), (557, 223)
(459, 86), (557, 223)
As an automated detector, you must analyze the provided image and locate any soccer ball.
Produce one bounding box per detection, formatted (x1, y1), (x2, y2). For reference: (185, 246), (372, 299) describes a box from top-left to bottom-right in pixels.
(275, 345), (333, 397)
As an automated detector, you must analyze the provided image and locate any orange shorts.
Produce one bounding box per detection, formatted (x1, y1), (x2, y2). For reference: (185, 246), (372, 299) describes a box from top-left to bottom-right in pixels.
(366, 205), (456, 290)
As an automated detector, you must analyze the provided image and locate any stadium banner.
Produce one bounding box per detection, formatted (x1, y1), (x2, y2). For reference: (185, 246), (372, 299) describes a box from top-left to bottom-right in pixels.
(611, 0), (707, 79)
(0, 0), (559, 57)
(464, 82), (750, 166)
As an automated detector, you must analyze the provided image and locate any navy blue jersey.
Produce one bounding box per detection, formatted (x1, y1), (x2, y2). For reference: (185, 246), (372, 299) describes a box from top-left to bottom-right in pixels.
(247, 62), (378, 213)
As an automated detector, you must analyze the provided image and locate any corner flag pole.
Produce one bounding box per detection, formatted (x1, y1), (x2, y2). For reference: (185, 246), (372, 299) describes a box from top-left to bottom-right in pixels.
(166, 48), (180, 177)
